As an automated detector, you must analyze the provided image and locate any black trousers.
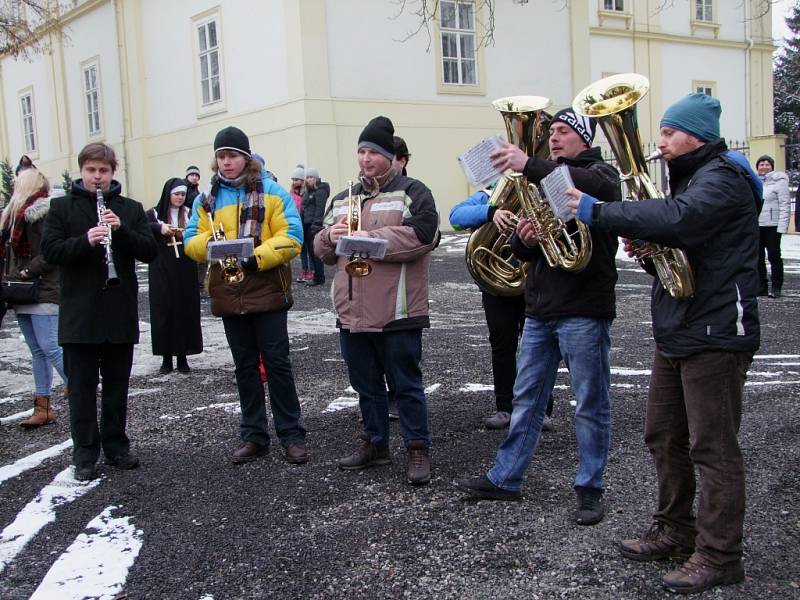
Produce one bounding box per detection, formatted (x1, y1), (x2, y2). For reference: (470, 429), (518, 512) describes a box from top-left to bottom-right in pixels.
(482, 291), (526, 413)
(62, 343), (134, 465)
(758, 226), (783, 292)
(222, 310), (306, 447)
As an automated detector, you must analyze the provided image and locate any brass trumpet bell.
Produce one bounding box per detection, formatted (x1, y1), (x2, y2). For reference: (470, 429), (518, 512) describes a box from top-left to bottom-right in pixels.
(345, 258), (371, 278)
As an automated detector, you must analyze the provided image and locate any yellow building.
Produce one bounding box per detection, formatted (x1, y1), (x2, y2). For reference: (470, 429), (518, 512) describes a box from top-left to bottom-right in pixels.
(0, 0), (781, 224)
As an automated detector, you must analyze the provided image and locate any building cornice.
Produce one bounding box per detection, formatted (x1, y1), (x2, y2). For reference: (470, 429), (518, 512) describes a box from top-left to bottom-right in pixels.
(590, 27), (775, 52)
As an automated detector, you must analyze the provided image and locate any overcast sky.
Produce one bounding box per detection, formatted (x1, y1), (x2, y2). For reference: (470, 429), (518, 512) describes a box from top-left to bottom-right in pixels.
(772, 0), (796, 47)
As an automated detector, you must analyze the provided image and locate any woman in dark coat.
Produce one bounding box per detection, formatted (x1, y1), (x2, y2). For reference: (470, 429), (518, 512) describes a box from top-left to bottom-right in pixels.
(146, 177), (203, 373)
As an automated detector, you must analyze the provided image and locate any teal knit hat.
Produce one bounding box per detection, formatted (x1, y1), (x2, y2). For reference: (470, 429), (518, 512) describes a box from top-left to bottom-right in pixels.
(660, 93), (721, 142)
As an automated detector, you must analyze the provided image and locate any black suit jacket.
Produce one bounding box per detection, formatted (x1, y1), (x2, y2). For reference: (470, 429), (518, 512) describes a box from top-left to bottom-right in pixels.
(41, 179), (158, 345)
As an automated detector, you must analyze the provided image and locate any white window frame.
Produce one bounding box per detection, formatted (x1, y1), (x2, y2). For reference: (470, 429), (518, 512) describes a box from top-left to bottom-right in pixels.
(82, 58), (103, 138)
(692, 81), (716, 97)
(19, 88), (37, 156)
(196, 14), (223, 107)
(439, 0), (478, 87)
(603, 0), (624, 11)
(695, 0), (713, 22)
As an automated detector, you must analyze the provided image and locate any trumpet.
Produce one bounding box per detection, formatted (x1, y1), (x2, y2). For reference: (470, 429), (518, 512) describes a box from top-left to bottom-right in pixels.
(208, 212), (244, 285)
(95, 189), (120, 288)
(344, 180), (371, 277)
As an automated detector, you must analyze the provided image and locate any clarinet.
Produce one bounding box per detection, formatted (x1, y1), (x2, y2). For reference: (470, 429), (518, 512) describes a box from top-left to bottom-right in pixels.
(96, 189), (120, 288)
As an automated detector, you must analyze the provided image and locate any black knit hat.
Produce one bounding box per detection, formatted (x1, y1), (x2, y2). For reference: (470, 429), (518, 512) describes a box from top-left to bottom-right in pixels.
(358, 116), (395, 160)
(214, 126), (251, 157)
(186, 165), (200, 177)
(552, 108), (596, 146)
(756, 155), (774, 170)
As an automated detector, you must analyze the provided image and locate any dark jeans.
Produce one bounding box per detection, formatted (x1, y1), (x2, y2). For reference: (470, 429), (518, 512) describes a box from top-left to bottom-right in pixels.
(758, 226), (783, 292)
(340, 329), (430, 448)
(646, 349), (752, 566)
(482, 291), (525, 413)
(222, 310), (306, 448)
(62, 343), (134, 465)
(303, 223), (325, 283)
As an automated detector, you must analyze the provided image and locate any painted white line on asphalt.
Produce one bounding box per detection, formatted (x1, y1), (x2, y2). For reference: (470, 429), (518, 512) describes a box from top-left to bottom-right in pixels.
(425, 383), (441, 394)
(459, 383), (494, 393)
(159, 401), (241, 420)
(745, 380), (800, 386)
(0, 467), (100, 575)
(0, 409), (33, 424)
(323, 397), (359, 413)
(0, 439), (72, 485)
(29, 505), (142, 600)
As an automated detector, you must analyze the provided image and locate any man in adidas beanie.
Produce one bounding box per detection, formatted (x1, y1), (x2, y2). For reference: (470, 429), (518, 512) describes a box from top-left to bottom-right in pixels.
(568, 92), (761, 594)
(455, 108), (621, 530)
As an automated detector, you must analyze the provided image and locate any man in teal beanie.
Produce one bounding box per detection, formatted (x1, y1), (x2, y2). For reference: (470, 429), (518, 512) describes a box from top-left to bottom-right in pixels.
(566, 92), (761, 594)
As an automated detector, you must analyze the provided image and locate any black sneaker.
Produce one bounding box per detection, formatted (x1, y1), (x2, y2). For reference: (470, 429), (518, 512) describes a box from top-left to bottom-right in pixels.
(104, 453), (140, 470)
(575, 486), (605, 525)
(74, 463), (98, 481)
(452, 475), (521, 501)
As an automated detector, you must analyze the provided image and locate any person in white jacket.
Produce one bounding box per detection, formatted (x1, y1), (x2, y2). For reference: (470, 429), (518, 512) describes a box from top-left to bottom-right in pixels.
(755, 155), (790, 298)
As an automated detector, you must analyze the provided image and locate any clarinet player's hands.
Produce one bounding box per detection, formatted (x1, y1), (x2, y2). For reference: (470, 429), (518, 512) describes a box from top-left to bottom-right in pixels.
(87, 226), (108, 247)
(102, 209), (121, 231)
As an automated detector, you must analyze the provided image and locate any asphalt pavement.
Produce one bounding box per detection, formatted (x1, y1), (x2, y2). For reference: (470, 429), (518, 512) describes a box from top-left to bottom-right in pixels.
(1, 233), (798, 599)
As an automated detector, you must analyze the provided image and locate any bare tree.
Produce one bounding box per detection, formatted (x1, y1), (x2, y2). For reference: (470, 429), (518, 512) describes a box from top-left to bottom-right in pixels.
(0, 0), (68, 59)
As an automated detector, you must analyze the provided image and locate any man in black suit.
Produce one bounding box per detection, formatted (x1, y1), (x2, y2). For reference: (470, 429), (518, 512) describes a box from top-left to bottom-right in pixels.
(42, 143), (158, 481)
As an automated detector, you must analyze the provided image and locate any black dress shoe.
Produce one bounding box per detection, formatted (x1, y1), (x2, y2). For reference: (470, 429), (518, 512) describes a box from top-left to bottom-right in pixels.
(74, 463), (98, 481)
(104, 453), (140, 470)
(159, 357), (173, 374)
(769, 288), (781, 298)
(176, 357), (190, 373)
(452, 475), (521, 501)
(232, 442), (269, 464)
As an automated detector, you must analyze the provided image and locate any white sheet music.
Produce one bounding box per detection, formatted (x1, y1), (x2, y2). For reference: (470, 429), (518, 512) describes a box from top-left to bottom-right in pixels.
(457, 134), (505, 188)
(540, 165), (576, 223)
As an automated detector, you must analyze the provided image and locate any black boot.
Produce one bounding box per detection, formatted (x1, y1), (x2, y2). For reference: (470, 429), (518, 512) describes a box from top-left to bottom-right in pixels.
(176, 355), (190, 373)
(159, 356), (173, 374)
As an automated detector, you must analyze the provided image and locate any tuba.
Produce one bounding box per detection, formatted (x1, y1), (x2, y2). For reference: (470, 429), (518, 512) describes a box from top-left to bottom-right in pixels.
(465, 96), (592, 296)
(572, 73), (695, 299)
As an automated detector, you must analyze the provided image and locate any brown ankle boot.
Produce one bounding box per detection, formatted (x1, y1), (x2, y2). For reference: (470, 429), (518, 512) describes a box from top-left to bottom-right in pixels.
(20, 395), (56, 428)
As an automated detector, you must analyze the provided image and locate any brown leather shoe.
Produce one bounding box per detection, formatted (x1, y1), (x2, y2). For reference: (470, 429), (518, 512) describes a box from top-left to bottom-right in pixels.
(232, 442), (269, 464)
(662, 554), (744, 594)
(620, 522), (695, 562)
(338, 435), (391, 470)
(20, 395), (55, 428)
(285, 442), (308, 464)
(407, 440), (431, 486)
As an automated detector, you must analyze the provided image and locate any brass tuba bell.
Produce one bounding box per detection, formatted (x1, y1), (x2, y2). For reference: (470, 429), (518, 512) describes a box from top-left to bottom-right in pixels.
(572, 73), (695, 299)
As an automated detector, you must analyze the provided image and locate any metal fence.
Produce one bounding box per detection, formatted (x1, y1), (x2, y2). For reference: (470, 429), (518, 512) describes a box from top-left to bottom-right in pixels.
(601, 139), (750, 194)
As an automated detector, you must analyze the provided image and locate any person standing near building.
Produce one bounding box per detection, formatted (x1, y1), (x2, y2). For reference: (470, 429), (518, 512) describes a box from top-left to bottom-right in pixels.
(454, 108), (620, 527)
(41, 143), (159, 481)
(184, 165), (206, 292)
(314, 115), (439, 485)
(289, 165), (312, 284)
(567, 93), (761, 595)
(301, 167), (329, 287)
(184, 126), (308, 465)
(146, 177), (203, 374)
(0, 168), (66, 428)
(393, 136), (411, 176)
(754, 154), (790, 298)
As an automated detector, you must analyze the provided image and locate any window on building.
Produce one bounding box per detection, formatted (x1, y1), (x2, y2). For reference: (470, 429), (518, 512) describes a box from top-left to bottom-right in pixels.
(20, 92), (36, 153)
(693, 81), (715, 97)
(197, 18), (222, 105)
(695, 0), (713, 22)
(603, 0), (624, 11)
(440, 0), (477, 85)
(83, 62), (101, 136)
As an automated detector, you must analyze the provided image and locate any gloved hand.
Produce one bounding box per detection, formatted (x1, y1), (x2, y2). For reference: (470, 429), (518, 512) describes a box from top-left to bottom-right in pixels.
(241, 256), (258, 272)
(576, 193), (599, 225)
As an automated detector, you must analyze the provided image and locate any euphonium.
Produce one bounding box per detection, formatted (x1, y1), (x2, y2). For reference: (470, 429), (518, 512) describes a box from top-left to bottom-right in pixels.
(466, 96), (592, 296)
(344, 180), (371, 278)
(208, 212), (244, 285)
(572, 73), (695, 299)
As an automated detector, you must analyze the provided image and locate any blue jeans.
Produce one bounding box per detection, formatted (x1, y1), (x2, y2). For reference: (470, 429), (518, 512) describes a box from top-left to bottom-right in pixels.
(16, 313), (67, 395)
(487, 317), (612, 492)
(340, 329), (430, 448)
(222, 310), (306, 448)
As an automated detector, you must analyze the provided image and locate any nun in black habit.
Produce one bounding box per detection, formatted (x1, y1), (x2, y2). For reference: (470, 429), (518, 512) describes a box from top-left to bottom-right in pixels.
(146, 177), (203, 373)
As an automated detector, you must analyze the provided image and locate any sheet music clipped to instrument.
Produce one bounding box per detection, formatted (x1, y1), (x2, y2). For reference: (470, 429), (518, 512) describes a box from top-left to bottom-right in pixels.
(540, 165), (576, 223)
(457, 134), (505, 188)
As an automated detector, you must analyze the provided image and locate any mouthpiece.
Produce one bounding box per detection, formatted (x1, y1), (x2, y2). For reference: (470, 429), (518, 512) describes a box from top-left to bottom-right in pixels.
(645, 149), (663, 162)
